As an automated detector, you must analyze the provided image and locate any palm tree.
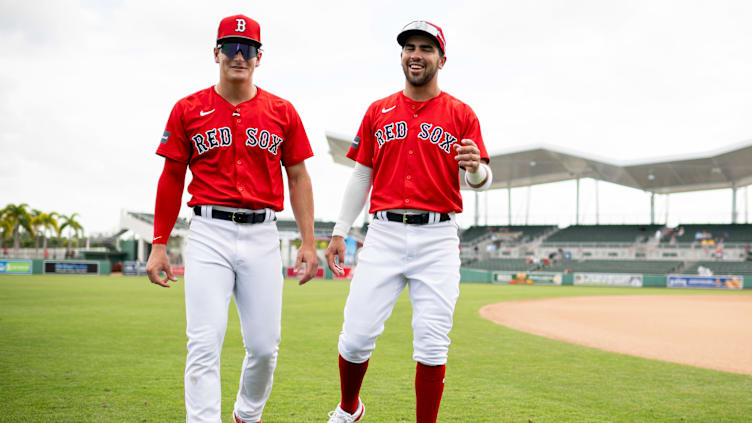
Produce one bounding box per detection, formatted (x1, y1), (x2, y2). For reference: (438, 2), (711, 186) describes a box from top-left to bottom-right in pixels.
(59, 213), (84, 256)
(0, 214), (12, 254)
(0, 203), (34, 256)
(31, 210), (59, 257)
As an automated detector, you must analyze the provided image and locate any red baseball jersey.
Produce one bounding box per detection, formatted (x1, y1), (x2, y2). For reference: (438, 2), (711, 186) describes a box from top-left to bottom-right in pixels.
(347, 91), (489, 213)
(156, 86), (313, 211)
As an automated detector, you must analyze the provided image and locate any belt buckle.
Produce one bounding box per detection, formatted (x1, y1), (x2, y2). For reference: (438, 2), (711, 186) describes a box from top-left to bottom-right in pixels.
(402, 213), (408, 224)
(231, 212), (239, 223)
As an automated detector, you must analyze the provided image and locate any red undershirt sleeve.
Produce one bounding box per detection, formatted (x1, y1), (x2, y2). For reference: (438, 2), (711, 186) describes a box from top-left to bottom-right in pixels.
(152, 158), (188, 245)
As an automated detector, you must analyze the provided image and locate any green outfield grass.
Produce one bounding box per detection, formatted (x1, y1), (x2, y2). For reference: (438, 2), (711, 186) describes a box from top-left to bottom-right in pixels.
(0, 275), (750, 422)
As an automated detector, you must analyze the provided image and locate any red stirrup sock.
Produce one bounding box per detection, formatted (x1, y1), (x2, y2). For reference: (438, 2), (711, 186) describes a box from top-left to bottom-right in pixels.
(415, 362), (446, 423)
(339, 354), (369, 414)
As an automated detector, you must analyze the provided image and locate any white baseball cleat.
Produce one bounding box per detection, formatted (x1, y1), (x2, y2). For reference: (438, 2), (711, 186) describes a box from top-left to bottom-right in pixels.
(327, 399), (365, 422)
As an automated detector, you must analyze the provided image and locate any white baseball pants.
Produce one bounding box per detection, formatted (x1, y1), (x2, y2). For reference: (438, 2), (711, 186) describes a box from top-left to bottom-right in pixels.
(183, 208), (283, 423)
(338, 217), (461, 366)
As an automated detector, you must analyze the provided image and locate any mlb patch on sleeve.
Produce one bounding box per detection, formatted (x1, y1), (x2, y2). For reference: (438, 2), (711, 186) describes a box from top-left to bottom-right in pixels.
(160, 130), (170, 144)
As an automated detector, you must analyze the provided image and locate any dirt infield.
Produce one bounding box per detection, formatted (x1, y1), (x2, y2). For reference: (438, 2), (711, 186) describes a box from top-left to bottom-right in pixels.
(480, 294), (752, 375)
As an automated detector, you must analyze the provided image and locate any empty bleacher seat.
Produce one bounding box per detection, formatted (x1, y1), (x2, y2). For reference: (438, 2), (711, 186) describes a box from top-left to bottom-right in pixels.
(543, 225), (663, 244)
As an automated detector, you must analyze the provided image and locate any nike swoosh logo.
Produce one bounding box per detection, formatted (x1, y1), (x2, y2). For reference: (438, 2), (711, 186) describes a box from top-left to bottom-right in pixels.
(200, 109), (215, 116)
(153, 236), (162, 242)
(381, 105), (396, 113)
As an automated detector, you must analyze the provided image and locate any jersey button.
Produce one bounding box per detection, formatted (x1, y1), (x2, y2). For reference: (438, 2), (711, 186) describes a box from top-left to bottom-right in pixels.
(236, 160), (242, 165)
(409, 150), (414, 155)
(238, 186), (244, 191)
(413, 114), (418, 118)
(405, 199), (411, 203)
(406, 175), (411, 180)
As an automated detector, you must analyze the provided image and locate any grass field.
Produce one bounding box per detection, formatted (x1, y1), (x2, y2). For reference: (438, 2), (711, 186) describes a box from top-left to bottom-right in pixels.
(0, 275), (750, 422)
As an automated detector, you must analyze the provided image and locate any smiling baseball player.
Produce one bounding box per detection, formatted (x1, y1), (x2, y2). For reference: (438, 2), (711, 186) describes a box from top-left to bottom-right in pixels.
(324, 21), (492, 423)
(145, 14), (317, 423)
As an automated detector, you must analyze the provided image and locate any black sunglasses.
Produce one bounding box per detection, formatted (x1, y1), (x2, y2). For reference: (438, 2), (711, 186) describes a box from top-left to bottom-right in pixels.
(219, 42), (259, 60)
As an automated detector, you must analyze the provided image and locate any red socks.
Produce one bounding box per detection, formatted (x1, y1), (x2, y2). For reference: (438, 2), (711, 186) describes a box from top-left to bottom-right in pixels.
(339, 355), (369, 414)
(338, 356), (446, 422)
(415, 362), (446, 423)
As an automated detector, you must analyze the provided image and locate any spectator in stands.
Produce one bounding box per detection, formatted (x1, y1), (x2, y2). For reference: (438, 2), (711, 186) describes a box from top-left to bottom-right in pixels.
(2, 246), (6, 257)
(697, 265), (713, 276)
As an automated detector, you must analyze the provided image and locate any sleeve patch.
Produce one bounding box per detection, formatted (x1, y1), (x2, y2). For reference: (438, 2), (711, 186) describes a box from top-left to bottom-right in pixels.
(160, 130), (170, 144)
(351, 136), (360, 149)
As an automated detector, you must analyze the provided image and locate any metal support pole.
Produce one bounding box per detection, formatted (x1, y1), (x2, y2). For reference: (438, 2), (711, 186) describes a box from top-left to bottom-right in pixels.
(474, 191), (479, 226)
(575, 177), (580, 225)
(650, 192), (655, 225)
(525, 185), (531, 225)
(746, 186), (749, 223)
(484, 191), (488, 225)
(508, 182), (512, 226)
(665, 194), (670, 225)
(595, 180), (600, 224)
(732, 184), (738, 224)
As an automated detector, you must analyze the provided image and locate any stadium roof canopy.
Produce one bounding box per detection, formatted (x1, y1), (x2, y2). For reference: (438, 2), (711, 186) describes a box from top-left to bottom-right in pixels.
(326, 132), (752, 194)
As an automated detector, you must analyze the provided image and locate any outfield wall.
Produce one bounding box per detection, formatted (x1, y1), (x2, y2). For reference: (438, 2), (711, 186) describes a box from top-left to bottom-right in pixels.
(0, 259), (111, 276)
(461, 268), (750, 289)
(18, 259), (746, 290)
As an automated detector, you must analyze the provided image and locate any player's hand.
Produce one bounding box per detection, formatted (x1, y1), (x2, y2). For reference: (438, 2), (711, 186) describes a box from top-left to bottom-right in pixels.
(325, 236), (347, 277)
(454, 139), (481, 172)
(295, 242), (318, 285)
(146, 244), (177, 288)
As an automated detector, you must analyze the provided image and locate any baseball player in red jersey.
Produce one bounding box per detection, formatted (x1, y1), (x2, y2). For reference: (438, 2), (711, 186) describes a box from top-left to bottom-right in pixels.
(324, 21), (492, 423)
(145, 14), (318, 423)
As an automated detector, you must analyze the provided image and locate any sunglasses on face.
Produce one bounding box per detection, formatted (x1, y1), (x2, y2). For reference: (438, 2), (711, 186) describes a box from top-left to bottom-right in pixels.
(219, 42), (259, 60)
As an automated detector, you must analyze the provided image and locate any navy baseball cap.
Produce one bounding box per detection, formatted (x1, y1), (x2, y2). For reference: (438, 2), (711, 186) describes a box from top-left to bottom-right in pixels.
(397, 21), (445, 54)
(217, 14), (261, 47)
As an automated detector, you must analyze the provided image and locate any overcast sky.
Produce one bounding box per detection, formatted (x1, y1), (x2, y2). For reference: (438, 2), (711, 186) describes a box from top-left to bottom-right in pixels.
(2, 0), (752, 235)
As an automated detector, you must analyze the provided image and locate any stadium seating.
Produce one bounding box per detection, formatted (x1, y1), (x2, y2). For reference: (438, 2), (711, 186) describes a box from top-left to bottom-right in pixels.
(460, 225), (556, 244)
(468, 258), (538, 272)
(661, 224), (752, 244)
(684, 261), (752, 276)
(276, 219), (336, 239)
(542, 259), (683, 274)
(543, 225), (663, 244)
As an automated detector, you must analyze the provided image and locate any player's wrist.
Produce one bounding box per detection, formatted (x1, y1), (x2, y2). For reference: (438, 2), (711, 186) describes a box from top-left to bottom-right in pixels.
(466, 163), (487, 184)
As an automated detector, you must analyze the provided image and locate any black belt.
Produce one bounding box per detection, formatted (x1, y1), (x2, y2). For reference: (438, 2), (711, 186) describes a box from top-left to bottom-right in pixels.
(381, 211), (450, 225)
(193, 206), (270, 224)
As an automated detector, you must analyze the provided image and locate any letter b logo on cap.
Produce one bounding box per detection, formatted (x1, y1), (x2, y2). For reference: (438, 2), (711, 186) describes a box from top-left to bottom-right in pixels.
(236, 18), (246, 32)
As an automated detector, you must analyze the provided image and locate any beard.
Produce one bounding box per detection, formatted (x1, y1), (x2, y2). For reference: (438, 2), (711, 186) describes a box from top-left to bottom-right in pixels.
(402, 60), (439, 87)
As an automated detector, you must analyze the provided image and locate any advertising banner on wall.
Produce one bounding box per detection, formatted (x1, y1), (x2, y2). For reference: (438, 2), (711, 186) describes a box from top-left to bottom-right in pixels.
(333, 266), (354, 280)
(285, 267), (325, 279)
(123, 261), (147, 276)
(573, 273), (643, 287)
(43, 261), (99, 275)
(667, 274), (743, 289)
(0, 260), (33, 275)
(493, 272), (562, 285)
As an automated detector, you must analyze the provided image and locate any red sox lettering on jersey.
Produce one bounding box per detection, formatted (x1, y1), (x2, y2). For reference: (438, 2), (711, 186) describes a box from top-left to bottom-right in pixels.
(347, 91), (489, 214)
(156, 86), (312, 211)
